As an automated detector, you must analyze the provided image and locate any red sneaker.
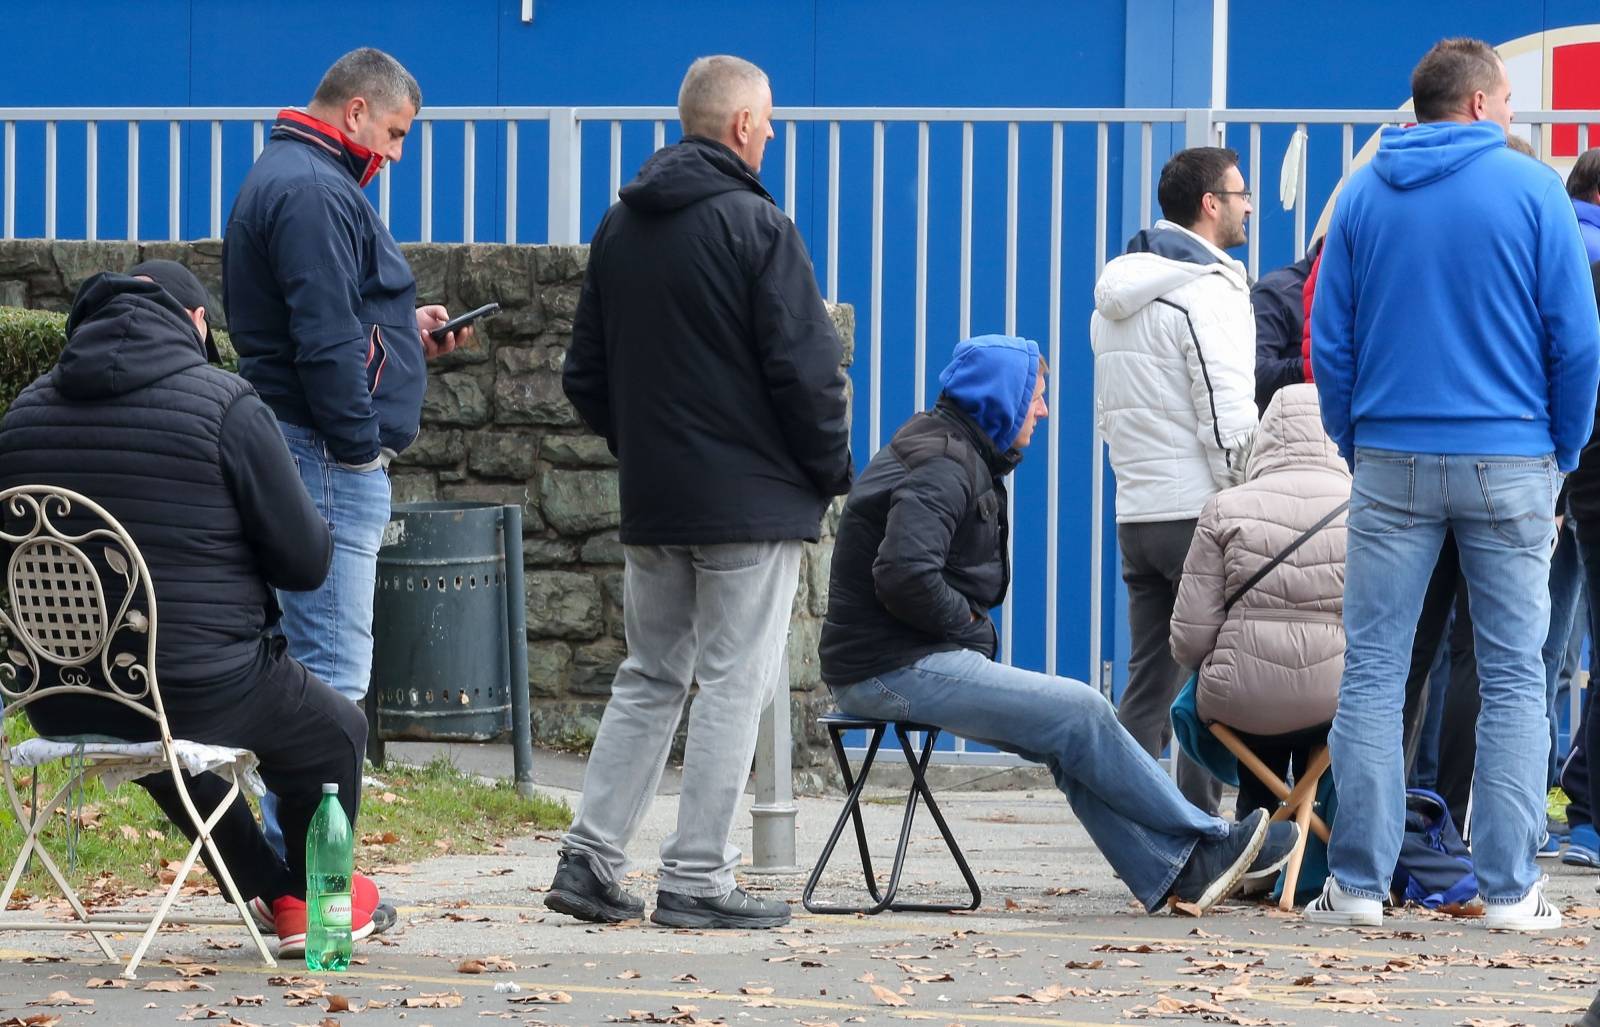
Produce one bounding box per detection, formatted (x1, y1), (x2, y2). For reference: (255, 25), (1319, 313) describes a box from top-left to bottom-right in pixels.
(272, 895), (308, 959)
(271, 875), (381, 958)
(351, 873), (380, 942)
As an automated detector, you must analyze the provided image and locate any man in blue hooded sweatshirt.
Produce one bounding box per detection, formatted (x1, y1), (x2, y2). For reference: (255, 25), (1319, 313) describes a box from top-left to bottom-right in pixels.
(820, 336), (1297, 915)
(1308, 38), (1600, 931)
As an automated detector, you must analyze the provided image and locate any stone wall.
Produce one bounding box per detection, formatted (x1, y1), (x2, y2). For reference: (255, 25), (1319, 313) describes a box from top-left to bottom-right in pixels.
(0, 239), (851, 791)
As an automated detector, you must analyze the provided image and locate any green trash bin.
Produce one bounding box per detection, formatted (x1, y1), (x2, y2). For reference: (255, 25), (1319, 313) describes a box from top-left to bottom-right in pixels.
(369, 501), (531, 764)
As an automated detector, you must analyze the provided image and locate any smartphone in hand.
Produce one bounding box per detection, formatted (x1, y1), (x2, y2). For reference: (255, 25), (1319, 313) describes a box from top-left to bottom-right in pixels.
(429, 302), (501, 343)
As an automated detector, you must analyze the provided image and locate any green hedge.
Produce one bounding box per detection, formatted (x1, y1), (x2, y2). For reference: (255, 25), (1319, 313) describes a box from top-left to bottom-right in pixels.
(0, 306), (237, 418)
(0, 307), (69, 416)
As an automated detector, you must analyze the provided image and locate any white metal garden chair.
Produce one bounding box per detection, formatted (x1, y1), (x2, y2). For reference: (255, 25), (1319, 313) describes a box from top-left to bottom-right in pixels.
(0, 485), (274, 977)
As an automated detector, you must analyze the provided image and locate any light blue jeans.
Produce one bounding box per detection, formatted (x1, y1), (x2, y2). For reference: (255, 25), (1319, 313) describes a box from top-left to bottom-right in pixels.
(831, 649), (1229, 911)
(261, 420), (391, 858)
(1330, 448), (1556, 905)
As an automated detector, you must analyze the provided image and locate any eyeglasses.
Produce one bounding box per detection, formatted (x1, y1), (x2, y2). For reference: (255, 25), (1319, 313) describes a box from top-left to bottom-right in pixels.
(1209, 189), (1253, 202)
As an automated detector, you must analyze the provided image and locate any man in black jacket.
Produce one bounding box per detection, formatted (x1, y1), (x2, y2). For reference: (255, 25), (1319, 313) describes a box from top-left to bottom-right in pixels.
(548, 55), (852, 930)
(1252, 237), (1322, 413)
(821, 335), (1295, 915)
(0, 265), (379, 957)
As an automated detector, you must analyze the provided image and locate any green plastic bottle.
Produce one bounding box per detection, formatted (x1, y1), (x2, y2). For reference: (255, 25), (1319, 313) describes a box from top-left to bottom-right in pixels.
(305, 782), (352, 972)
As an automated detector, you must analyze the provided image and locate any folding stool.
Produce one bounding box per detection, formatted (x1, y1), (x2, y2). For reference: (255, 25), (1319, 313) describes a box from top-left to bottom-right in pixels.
(802, 711), (981, 914)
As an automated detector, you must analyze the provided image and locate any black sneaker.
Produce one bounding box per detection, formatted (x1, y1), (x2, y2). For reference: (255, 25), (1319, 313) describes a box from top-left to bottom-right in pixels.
(370, 902), (398, 935)
(1242, 821), (1301, 881)
(1169, 808), (1269, 912)
(543, 852), (645, 924)
(651, 886), (792, 929)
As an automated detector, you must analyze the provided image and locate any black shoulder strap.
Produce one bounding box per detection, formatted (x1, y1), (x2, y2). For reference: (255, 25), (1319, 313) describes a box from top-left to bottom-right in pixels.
(1223, 500), (1349, 613)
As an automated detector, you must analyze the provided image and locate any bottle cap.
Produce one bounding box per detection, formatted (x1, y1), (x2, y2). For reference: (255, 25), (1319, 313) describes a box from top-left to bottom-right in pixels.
(322, 782), (339, 795)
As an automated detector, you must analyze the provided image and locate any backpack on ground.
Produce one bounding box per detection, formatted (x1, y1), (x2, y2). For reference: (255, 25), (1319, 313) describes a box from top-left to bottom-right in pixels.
(1391, 788), (1477, 909)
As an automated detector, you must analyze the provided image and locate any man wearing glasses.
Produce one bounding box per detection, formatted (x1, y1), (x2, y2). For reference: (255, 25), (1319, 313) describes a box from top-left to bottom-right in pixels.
(1089, 146), (1259, 817)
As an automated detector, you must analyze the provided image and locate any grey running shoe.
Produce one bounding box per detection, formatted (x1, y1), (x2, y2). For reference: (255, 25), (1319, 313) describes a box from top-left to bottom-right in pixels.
(651, 886), (791, 929)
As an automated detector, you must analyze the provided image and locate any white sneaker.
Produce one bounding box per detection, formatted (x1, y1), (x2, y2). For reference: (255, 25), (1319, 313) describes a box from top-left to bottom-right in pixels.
(1484, 877), (1562, 932)
(1303, 876), (1382, 927)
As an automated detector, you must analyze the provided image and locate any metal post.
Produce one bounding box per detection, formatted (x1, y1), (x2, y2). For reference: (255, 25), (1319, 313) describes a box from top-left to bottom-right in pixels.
(548, 107), (581, 245)
(1184, 107), (1215, 149)
(502, 504), (535, 798)
(748, 661), (797, 874)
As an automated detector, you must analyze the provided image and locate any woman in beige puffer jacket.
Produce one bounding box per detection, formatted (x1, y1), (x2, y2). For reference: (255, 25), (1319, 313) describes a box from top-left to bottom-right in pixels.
(1170, 383), (1350, 815)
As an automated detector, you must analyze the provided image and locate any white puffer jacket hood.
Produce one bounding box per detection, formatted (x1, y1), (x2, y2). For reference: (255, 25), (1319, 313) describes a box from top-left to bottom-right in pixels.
(1090, 220), (1258, 522)
(1169, 384), (1351, 736)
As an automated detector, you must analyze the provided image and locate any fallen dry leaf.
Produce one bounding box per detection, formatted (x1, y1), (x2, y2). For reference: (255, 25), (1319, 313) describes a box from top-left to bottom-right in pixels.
(25, 993), (92, 1008)
(507, 991), (573, 1005)
(1319, 988), (1383, 1006)
(85, 979), (125, 989)
(143, 980), (212, 993)
(457, 955), (516, 974)
(403, 990), (464, 1008)
(868, 983), (906, 1007)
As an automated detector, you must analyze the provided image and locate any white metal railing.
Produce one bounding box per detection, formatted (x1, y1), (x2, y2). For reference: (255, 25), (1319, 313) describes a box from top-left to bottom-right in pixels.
(6, 104), (1599, 766)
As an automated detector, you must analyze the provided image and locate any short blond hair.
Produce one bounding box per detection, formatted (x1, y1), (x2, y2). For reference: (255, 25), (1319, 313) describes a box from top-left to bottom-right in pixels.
(678, 56), (769, 139)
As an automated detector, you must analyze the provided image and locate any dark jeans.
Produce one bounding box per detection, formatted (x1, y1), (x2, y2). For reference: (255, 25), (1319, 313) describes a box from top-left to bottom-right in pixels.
(1398, 536), (1480, 828)
(1115, 518), (1222, 815)
(26, 643), (365, 903)
(1564, 686), (1593, 829)
(1232, 724), (1330, 822)
(1575, 516), (1600, 833)
(1408, 609), (1453, 790)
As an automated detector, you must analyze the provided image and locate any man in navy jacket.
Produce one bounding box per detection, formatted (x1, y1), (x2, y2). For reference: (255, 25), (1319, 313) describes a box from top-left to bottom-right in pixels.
(222, 47), (471, 855)
(1308, 37), (1600, 931)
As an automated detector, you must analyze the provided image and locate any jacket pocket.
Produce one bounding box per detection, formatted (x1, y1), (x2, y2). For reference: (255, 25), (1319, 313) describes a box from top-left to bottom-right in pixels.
(365, 325), (389, 395)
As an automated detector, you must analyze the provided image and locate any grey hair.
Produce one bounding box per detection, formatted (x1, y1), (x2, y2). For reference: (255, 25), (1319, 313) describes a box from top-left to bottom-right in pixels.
(677, 56), (769, 139)
(312, 47), (422, 115)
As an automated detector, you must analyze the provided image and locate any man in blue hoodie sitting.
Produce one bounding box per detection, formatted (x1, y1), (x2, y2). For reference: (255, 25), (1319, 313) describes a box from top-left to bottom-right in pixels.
(820, 335), (1296, 915)
(1308, 37), (1600, 930)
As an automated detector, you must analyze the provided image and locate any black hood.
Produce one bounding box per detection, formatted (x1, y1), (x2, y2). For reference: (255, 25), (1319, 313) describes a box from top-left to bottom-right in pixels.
(55, 274), (207, 400)
(619, 136), (773, 214)
(1123, 223), (1225, 267)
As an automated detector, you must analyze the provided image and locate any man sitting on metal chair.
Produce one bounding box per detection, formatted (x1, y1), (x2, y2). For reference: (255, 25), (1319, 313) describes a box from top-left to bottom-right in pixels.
(819, 334), (1296, 915)
(0, 264), (383, 957)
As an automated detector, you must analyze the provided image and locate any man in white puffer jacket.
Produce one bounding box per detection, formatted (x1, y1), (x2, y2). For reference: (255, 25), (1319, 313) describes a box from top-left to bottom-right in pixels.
(1091, 146), (1259, 814)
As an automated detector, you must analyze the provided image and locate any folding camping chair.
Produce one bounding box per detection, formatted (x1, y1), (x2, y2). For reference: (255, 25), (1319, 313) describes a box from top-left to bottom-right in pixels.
(0, 485), (274, 978)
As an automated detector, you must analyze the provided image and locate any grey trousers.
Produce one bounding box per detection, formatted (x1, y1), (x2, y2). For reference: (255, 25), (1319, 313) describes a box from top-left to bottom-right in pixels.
(561, 541), (802, 897)
(1115, 518), (1224, 815)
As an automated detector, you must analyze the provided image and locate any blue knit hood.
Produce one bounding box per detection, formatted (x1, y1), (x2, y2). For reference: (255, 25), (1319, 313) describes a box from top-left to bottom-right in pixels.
(936, 334), (1041, 453)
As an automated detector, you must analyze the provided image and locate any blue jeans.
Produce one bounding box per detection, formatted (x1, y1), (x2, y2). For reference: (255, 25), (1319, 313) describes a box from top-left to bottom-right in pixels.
(261, 421), (391, 858)
(1407, 610), (1452, 791)
(830, 649), (1229, 911)
(1544, 514), (1587, 784)
(1331, 448), (1556, 905)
